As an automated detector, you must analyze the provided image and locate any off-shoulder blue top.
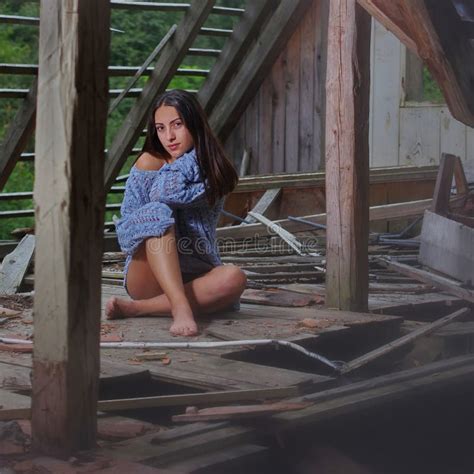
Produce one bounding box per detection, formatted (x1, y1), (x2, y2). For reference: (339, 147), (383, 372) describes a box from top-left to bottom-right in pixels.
(115, 149), (224, 291)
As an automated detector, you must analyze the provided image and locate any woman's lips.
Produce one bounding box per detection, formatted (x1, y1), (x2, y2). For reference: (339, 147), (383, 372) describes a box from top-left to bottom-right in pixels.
(168, 143), (179, 151)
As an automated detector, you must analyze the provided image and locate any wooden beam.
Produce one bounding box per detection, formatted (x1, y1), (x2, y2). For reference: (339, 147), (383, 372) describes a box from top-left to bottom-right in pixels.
(431, 153), (456, 215)
(325, 0), (371, 311)
(208, 0), (313, 141)
(341, 307), (471, 373)
(32, 0), (110, 456)
(0, 78), (37, 191)
(379, 257), (474, 303)
(197, 0), (273, 114)
(404, 49), (424, 101)
(420, 210), (474, 285)
(357, 0), (474, 127)
(0, 234), (35, 295)
(104, 0), (215, 191)
(217, 197), (459, 240)
(244, 188), (281, 224)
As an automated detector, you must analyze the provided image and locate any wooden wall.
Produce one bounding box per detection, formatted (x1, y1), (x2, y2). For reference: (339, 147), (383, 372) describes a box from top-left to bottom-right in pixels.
(224, 0), (328, 175)
(370, 20), (474, 180)
(225, 12), (474, 179)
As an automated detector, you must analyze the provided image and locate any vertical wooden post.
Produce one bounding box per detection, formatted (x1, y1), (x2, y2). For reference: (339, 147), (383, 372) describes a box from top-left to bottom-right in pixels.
(325, 0), (371, 311)
(32, 0), (110, 455)
(404, 49), (424, 102)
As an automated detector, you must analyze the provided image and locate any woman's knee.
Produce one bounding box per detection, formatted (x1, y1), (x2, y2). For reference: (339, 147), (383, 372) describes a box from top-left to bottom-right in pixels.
(217, 265), (247, 296)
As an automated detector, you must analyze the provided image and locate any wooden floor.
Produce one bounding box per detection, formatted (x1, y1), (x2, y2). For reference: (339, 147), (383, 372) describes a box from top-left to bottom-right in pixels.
(0, 279), (408, 409)
(1, 277), (472, 472)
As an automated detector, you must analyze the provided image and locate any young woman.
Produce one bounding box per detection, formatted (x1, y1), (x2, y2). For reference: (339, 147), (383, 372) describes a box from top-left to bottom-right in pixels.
(105, 90), (247, 337)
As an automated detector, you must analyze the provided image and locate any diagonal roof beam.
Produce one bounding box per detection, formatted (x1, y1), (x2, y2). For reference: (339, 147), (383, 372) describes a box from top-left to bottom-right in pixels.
(197, 0), (274, 115)
(0, 78), (37, 191)
(208, 0), (313, 142)
(358, 0), (474, 127)
(104, 0), (216, 191)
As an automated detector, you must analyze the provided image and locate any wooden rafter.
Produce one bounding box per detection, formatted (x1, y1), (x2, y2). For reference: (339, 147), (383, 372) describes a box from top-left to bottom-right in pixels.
(358, 0), (474, 127)
(104, 0), (216, 191)
(208, 0), (314, 142)
(0, 78), (37, 191)
(197, 0), (274, 114)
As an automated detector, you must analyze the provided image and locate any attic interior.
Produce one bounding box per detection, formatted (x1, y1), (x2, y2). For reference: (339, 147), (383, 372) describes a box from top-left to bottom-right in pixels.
(0, 0), (474, 473)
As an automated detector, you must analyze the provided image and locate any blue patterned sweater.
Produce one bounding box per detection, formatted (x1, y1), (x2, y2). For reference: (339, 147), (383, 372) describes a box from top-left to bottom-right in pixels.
(115, 149), (224, 284)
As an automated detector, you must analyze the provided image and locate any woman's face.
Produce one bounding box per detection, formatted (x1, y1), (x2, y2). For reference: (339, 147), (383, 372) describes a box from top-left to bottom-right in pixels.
(154, 105), (194, 160)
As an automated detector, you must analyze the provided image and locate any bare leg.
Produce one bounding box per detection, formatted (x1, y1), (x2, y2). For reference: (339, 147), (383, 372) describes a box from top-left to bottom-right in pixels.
(147, 230), (197, 336)
(106, 264), (246, 320)
(106, 229), (196, 336)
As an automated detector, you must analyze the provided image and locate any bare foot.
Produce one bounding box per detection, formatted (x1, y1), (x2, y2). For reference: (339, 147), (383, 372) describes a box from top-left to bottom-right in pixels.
(169, 305), (198, 337)
(105, 296), (140, 320)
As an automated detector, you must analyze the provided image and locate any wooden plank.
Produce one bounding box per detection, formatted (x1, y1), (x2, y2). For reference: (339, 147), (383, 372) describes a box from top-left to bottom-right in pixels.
(244, 188), (281, 224)
(272, 354), (474, 429)
(0, 388), (299, 420)
(284, 24), (300, 173)
(357, 0), (417, 52)
(0, 234), (35, 295)
(247, 212), (307, 256)
(440, 107), (467, 162)
(198, 0), (273, 114)
(431, 153), (456, 214)
(452, 156), (469, 196)
(108, 24), (177, 115)
(313, 0), (329, 171)
(358, 0), (474, 127)
(270, 52), (286, 173)
(399, 106), (441, 167)
(341, 307), (471, 373)
(172, 402), (310, 423)
(0, 388), (30, 420)
(99, 388), (299, 413)
(104, 0), (215, 191)
(404, 49), (424, 101)
(257, 77), (273, 174)
(244, 95), (259, 176)
(0, 78), (37, 191)
(217, 197), (443, 239)
(420, 210), (474, 284)
(325, 0), (371, 311)
(370, 19), (402, 167)
(380, 257), (474, 303)
(209, 0), (313, 141)
(298, 0), (315, 172)
(32, 0), (110, 455)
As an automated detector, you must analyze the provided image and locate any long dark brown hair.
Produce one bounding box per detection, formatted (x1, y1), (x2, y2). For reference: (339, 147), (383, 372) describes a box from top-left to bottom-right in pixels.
(143, 89), (238, 206)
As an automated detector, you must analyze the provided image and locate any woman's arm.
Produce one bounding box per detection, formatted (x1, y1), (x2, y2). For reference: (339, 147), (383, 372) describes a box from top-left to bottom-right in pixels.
(150, 150), (207, 208)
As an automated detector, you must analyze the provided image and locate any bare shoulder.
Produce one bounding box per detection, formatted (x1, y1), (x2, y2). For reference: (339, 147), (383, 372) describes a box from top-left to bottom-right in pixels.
(134, 152), (167, 171)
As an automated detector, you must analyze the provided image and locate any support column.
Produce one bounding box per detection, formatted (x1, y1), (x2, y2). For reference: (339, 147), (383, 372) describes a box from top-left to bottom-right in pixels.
(32, 0), (110, 455)
(325, 0), (371, 311)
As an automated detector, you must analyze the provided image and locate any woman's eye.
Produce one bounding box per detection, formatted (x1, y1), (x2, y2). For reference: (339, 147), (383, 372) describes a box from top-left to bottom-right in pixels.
(156, 126), (164, 132)
(174, 122), (182, 128)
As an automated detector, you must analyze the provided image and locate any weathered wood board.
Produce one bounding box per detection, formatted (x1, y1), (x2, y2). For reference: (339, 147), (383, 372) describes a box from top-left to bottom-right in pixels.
(420, 210), (474, 285)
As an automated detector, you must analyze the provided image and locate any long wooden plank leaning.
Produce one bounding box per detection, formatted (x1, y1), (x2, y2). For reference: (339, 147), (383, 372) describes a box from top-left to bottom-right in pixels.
(217, 198), (459, 240)
(341, 307), (471, 374)
(379, 257), (474, 304)
(0, 387), (298, 421)
(0, 77), (37, 191)
(0, 234), (35, 295)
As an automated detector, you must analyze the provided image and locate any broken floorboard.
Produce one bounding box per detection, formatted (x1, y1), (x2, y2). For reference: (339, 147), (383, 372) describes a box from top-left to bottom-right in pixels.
(95, 354), (474, 470)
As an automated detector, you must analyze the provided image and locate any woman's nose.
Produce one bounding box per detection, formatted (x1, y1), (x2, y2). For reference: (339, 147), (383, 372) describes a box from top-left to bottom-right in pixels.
(166, 127), (176, 141)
